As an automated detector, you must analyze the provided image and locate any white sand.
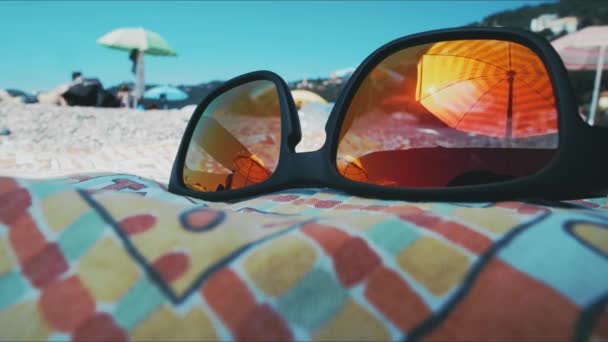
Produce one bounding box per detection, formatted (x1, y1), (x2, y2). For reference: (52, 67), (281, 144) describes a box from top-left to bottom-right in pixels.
(0, 102), (331, 184)
(0, 103), (192, 183)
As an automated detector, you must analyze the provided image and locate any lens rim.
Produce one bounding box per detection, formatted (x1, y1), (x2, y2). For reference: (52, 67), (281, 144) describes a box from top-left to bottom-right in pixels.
(323, 27), (605, 200)
(169, 71), (302, 201)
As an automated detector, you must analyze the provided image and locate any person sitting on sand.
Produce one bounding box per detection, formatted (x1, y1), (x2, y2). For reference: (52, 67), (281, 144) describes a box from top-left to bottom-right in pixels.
(71, 71), (83, 85)
(0, 89), (23, 104)
(159, 93), (168, 109)
(36, 84), (69, 106)
(36, 71), (83, 106)
(117, 84), (132, 108)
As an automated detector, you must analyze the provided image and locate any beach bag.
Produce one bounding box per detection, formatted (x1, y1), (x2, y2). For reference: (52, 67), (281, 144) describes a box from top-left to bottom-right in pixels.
(63, 78), (104, 107)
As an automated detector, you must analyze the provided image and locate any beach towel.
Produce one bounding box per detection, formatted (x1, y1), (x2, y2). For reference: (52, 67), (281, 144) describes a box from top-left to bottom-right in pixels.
(0, 173), (607, 341)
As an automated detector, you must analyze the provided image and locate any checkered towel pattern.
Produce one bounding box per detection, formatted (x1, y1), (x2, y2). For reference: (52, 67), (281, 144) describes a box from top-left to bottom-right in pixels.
(0, 174), (607, 341)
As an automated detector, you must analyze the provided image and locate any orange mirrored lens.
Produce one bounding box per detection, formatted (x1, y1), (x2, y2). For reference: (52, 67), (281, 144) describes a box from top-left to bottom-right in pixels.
(183, 80), (281, 192)
(337, 39), (558, 188)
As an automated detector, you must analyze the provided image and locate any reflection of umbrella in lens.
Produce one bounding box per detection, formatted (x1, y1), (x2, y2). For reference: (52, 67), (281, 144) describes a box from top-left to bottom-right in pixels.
(337, 157), (368, 182)
(144, 85), (188, 101)
(231, 152), (272, 186)
(222, 81), (280, 116)
(415, 40), (557, 139)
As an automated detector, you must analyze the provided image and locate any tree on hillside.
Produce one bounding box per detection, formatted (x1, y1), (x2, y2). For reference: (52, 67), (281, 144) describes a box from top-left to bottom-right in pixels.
(473, 0), (608, 32)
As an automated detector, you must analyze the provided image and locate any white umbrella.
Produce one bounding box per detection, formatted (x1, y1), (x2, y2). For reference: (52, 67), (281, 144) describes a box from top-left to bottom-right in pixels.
(97, 27), (177, 107)
(290, 90), (328, 109)
(552, 26), (608, 124)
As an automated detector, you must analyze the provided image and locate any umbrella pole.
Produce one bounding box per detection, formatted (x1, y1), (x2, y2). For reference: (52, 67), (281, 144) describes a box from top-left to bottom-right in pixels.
(134, 50), (145, 108)
(588, 45), (606, 125)
(506, 72), (515, 147)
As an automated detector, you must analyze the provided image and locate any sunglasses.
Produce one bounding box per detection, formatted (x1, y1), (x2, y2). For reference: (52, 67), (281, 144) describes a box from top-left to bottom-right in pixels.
(168, 27), (608, 202)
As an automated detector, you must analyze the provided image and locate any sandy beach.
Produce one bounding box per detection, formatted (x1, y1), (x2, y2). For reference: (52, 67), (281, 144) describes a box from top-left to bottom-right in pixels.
(0, 102), (330, 184)
(0, 103), (192, 183)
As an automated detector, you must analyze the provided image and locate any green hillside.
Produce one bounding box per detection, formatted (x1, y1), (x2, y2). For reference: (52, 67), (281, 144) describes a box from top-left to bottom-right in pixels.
(472, 0), (608, 39)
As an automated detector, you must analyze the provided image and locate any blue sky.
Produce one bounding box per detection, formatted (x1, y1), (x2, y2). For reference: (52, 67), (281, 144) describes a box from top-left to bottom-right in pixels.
(0, 1), (555, 92)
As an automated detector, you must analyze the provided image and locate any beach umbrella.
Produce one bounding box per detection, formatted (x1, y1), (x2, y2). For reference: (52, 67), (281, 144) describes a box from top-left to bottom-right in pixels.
(415, 39), (557, 141)
(229, 153), (272, 189)
(97, 27), (177, 106)
(551, 26), (608, 124)
(143, 85), (188, 101)
(290, 90), (328, 109)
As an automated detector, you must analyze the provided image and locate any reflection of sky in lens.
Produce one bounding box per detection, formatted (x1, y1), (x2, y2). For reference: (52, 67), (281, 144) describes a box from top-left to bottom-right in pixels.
(0, 1), (555, 91)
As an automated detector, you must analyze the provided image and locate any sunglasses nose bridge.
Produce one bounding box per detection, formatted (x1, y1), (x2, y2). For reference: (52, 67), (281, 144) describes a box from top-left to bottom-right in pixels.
(281, 150), (329, 187)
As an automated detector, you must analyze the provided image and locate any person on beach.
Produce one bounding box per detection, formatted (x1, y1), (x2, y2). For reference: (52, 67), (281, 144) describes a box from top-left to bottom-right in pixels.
(0, 89), (24, 104)
(129, 49), (138, 74)
(71, 71), (83, 85)
(159, 93), (168, 109)
(117, 84), (132, 108)
(36, 84), (69, 106)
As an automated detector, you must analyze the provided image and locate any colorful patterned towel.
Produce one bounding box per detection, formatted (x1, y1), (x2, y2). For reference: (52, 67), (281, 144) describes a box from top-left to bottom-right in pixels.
(0, 174), (607, 341)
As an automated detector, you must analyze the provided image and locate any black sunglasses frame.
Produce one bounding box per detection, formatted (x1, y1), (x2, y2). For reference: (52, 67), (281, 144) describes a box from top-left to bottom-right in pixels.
(169, 27), (608, 202)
